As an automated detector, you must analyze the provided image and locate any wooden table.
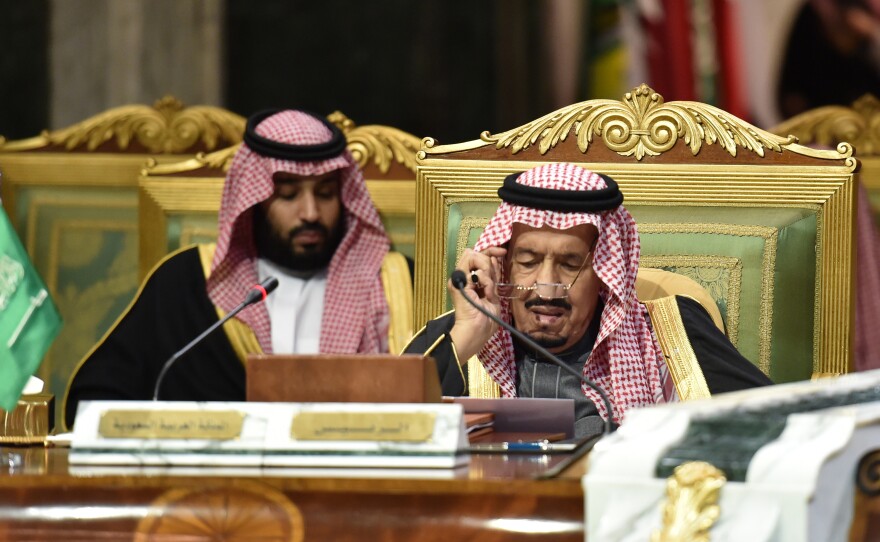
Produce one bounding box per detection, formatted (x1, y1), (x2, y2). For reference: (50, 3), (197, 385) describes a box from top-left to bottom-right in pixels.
(0, 446), (586, 541)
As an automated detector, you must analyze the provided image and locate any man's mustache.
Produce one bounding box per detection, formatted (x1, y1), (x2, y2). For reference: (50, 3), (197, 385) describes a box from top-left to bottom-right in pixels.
(288, 222), (328, 241)
(524, 297), (572, 311)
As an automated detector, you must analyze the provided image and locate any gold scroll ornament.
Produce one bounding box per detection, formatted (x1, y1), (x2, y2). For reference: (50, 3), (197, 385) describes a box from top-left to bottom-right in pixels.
(653, 461), (727, 542)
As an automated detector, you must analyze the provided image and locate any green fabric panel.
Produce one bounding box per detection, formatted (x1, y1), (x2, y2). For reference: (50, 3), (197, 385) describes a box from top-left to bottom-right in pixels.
(769, 212), (817, 383)
(12, 185), (138, 428)
(445, 201), (500, 311)
(637, 231), (765, 363)
(378, 213), (415, 260)
(629, 206), (817, 383)
(167, 215), (219, 254)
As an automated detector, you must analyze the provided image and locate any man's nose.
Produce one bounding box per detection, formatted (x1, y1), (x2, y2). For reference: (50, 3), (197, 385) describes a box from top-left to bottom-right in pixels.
(535, 260), (560, 284)
(299, 191), (320, 222)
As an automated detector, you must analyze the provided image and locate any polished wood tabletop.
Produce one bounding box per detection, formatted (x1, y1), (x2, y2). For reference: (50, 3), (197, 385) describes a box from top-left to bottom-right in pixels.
(0, 446), (587, 541)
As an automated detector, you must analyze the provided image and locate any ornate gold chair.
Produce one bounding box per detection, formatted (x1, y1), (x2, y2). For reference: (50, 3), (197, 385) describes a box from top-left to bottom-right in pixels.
(137, 112), (421, 353)
(0, 98), (243, 420)
(415, 84), (857, 384)
(770, 95), (880, 373)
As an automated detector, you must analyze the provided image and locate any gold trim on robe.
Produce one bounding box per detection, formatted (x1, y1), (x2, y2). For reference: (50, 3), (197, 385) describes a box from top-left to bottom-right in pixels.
(197, 244), (262, 364)
(643, 296), (712, 401)
(468, 357), (502, 399)
(380, 251), (414, 356)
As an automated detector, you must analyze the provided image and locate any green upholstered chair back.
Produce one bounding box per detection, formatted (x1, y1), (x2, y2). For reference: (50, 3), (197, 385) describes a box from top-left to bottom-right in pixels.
(415, 84), (857, 384)
(0, 97), (244, 426)
(769, 95), (880, 375)
(138, 111), (422, 277)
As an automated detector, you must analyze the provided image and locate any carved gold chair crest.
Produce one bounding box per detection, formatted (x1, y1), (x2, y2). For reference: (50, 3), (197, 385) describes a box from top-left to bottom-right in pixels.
(415, 84), (857, 383)
(770, 94), (880, 215)
(0, 97), (244, 427)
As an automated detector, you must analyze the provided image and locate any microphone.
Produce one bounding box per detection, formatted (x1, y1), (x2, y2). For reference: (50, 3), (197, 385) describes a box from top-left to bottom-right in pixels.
(450, 270), (614, 435)
(152, 277), (280, 401)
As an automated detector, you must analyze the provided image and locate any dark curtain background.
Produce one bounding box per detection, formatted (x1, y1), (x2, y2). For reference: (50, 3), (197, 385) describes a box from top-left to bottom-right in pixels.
(0, 0), (49, 140)
(0, 2), (573, 145)
(225, 0), (548, 144)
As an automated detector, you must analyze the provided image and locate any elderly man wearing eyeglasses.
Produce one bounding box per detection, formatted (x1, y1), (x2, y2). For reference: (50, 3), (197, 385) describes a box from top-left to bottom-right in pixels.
(403, 163), (771, 438)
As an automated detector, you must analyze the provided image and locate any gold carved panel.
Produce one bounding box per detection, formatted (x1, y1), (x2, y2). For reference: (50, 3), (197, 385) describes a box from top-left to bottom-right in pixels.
(769, 94), (880, 223)
(0, 96), (244, 154)
(653, 461), (726, 542)
(770, 94), (880, 156)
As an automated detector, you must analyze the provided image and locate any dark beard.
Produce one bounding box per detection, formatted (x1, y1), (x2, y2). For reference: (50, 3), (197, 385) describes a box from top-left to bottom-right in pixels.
(252, 208), (345, 272)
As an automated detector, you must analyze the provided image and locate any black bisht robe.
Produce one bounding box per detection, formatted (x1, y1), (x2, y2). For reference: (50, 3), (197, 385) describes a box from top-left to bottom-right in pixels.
(65, 247), (246, 429)
(405, 296), (772, 399)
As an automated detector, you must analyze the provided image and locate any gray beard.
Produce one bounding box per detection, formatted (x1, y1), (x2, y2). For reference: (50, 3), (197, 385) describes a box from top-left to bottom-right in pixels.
(528, 333), (568, 349)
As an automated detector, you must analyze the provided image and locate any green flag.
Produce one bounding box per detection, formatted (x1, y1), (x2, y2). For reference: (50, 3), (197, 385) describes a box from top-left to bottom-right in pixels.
(0, 206), (62, 412)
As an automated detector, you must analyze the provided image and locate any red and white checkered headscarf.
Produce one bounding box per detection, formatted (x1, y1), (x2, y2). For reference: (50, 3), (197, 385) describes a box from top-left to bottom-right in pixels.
(474, 163), (669, 422)
(207, 110), (390, 354)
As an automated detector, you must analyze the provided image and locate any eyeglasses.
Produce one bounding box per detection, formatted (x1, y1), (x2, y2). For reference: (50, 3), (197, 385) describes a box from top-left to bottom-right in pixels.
(496, 255), (591, 300)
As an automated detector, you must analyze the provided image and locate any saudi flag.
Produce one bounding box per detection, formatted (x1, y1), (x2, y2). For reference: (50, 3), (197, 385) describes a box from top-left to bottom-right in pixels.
(0, 206), (62, 412)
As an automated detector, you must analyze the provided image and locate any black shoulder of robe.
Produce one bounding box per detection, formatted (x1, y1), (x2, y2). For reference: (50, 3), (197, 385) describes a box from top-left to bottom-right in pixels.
(402, 312), (462, 396)
(404, 296), (773, 398)
(675, 296), (773, 393)
(64, 247), (245, 429)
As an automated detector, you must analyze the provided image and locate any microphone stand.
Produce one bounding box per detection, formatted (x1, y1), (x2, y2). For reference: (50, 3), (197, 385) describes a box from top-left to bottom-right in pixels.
(450, 270), (614, 435)
(152, 277), (279, 401)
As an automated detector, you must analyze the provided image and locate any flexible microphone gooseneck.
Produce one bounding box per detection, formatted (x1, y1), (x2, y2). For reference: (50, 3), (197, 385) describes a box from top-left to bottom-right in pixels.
(450, 270), (614, 435)
(152, 276), (280, 401)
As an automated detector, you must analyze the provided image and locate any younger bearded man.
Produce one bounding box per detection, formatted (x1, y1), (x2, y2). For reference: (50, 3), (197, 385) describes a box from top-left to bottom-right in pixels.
(65, 110), (411, 427)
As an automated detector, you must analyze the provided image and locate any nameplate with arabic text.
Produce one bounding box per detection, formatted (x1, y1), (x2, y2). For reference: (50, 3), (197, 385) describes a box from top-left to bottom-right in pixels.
(291, 412), (436, 442)
(72, 401), (468, 469)
(98, 410), (244, 440)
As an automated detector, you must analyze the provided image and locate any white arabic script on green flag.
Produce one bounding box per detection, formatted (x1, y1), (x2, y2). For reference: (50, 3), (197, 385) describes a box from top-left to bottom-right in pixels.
(0, 206), (62, 412)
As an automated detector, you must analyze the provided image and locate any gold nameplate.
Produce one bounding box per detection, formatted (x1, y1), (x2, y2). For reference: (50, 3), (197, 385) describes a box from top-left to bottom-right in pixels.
(291, 412), (436, 442)
(98, 410), (244, 440)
